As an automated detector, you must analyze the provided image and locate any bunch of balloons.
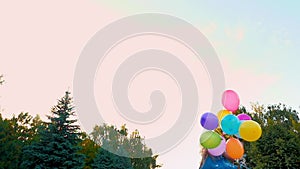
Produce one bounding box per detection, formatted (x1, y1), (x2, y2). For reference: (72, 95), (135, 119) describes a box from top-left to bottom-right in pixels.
(199, 90), (262, 159)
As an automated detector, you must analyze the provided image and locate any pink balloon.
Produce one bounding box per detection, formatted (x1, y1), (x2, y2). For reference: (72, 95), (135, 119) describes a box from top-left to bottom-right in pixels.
(208, 137), (226, 156)
(237, 113), (251, 121)
(222, 90), (240, 112)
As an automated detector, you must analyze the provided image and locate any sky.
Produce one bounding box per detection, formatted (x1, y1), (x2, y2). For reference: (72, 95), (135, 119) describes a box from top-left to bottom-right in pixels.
(0, 1), (299, 169)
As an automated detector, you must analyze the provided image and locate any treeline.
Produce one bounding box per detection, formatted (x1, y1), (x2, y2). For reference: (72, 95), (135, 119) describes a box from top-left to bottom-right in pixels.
(0, 90), (161, 169)
(1, 75), (300, 168)
(239, 103), (300, 169)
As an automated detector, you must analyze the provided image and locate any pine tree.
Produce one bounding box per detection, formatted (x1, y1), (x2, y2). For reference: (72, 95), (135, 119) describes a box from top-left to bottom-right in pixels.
(21, 91), (85, 169)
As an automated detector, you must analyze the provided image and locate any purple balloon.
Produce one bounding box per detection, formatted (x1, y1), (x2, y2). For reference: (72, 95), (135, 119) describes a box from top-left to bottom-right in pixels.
(208, 137), (226, 156)
(237, 113), (251, 121)
(200, 112), (219, 130)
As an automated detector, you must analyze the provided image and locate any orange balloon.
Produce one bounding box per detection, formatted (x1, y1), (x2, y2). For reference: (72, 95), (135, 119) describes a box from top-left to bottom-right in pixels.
(226, 138), (244, 159)
(217, 110), (232, 122)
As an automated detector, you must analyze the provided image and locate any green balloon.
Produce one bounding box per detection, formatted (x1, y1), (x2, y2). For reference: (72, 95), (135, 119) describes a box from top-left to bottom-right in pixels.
(200, 131), (222, 149)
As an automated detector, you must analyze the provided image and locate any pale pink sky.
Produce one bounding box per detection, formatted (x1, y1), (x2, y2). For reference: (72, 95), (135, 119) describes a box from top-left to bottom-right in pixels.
(0, 1), (283, 169)
(0, 0), (118, 118)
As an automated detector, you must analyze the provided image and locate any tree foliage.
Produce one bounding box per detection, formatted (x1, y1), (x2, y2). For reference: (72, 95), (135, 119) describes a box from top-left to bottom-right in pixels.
(0, 114), (22, 168)
(0, 87), (161, 169)
(79, 133), (100, 169)
(244, 103), (300, 169)
(1, 73), (299, 169)
(0, 112), (44, 168)
(21, 91), (85, 169)
(92, 147), (133, 169)
(91, 124), (161, 169)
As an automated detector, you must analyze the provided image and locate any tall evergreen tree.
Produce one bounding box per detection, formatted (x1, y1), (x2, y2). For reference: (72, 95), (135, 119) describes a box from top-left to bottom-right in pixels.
(21, 91), (85, 169)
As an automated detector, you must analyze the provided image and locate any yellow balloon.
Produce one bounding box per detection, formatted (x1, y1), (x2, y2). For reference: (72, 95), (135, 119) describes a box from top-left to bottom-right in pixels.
(239, 120), (262, 142)
(217, 110), (232, 122)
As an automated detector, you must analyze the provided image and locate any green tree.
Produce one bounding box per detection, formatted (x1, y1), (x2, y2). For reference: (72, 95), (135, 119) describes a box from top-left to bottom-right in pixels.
(21, 91), (85, 169)
(79, 133), (100, 169)
(244, 103), (300, 169)
(91, 124), (161, 169)
(92, 147), (116, 169)
(0, 114), (22, 168)
(0, 112), (44, 168)
(91, 125), (133, 169)
(0, 77), (23, 168)
(11, 112), (45, 144)
(92, 144), (133, 169)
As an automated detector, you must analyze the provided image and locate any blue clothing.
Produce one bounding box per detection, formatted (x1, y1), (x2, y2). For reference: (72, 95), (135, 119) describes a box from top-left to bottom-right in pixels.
(200, 155), (238, 169)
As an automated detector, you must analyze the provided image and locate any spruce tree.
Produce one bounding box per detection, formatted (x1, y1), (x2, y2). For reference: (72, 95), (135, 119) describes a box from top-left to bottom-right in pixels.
(21, 91), (85, 169)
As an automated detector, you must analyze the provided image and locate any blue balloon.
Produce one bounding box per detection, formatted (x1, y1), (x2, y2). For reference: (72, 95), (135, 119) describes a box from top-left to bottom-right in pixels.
(221, 114), (241, 135)
(235, 120), (244, 138)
